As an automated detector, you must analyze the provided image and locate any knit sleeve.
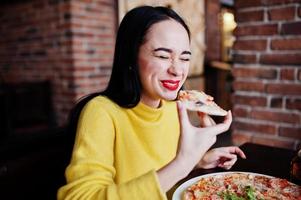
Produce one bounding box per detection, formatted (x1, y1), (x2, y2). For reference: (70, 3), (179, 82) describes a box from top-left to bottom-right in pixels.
(57, 99), (167, 200)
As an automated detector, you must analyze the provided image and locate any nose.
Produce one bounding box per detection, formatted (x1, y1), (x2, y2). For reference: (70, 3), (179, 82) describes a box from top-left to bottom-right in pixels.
(168, 59), (182, 76)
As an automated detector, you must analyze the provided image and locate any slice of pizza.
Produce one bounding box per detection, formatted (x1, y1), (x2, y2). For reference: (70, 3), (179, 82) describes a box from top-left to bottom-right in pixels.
(178, 90), (227, 116)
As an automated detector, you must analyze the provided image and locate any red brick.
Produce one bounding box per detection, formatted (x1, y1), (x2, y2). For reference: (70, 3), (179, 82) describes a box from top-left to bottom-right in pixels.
(260, 53), (301, 65)
(0, 0), (117, 126)
(96, 0), (115, 6)
(232, 95), (267, 106)
(58, 3), (71, 13)
(233, 39), (267, 51)
(281, 22), (301, 35)
(267, 83), (301, 95)
(271, 38), (301, 50)
(252, 136), (295, 149)
(233, 106), (249, 118)
(73, 66), (96, 72)
(286, 98), (301, 111)
(264, 0), (301, 6)
(205, 0), (221, 61)
(235, 10), (264, 22)
(235, 0), (262, 8)
(233, 80), (265, 92)
(280, 68), (295, 80)
(268, 6), (295, 21)
(250, 110), (300, 124)
(279, 127), (301, 139)
(232, 131), (252, 145)
(233, 121), (277, 135)
(32, 1), (45, 9)
(271, 97), (283, 108)
(232, 54), (257, 64)
(74, 81), (103, 89)
(234, 24), (278, 36)
(232, 67), (277, 79)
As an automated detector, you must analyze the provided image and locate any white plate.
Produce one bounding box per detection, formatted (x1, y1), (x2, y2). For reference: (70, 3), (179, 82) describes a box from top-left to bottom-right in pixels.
(172, 171), (275, 200)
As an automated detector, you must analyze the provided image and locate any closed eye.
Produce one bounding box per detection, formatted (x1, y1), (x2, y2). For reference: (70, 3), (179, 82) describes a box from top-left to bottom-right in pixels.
(156, 55), (169, 59)
(180, 58), (190, 61)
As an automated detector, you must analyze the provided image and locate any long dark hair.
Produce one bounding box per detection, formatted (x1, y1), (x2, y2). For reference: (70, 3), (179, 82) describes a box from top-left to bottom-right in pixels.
(67, 6), (190, 138)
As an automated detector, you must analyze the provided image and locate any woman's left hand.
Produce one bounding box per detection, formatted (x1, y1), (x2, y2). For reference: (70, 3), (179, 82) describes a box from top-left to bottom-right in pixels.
(196, 146), (246, 170)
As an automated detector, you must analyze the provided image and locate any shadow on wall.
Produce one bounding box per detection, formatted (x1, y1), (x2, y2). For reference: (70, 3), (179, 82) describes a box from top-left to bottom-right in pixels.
(0, 81), (57, 140)
(0, 127), (73, 200)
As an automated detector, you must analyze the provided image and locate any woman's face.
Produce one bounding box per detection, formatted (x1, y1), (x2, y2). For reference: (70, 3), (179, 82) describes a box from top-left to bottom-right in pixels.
(138, 19), (191, 108)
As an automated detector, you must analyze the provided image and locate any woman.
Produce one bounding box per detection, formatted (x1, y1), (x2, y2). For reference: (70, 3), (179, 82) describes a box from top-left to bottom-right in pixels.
(58, 6), (245, 200)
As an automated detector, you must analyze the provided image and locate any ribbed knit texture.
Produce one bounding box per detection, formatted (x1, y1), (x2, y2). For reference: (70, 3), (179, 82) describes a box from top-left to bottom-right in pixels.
(58, 96), (180, 200)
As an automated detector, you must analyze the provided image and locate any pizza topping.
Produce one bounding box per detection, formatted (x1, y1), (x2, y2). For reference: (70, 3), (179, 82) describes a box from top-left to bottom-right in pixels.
(195, 101), (204, 106)
(178, 90), (213, 104)
(245, 186), (256, 200)
(183, 172), (301, 200)
(178, 90), (228, 116)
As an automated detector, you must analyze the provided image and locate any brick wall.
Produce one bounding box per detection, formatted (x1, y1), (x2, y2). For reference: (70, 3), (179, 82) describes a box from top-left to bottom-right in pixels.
(205, 0), (221, 62)
(232, 0), (301, 149)
(69, 0), (116, 100)
(0, 0), (116, 126)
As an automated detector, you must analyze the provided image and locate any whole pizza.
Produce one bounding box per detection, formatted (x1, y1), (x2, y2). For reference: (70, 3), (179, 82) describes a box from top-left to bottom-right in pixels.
(183, 172), (301, 200)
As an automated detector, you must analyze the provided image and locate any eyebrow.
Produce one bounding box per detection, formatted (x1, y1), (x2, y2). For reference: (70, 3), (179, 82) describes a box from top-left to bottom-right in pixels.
(153, 47), (191, 55)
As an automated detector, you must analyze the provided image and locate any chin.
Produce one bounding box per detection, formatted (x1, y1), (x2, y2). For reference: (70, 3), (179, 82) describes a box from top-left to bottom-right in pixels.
(161, 92), (178, 101)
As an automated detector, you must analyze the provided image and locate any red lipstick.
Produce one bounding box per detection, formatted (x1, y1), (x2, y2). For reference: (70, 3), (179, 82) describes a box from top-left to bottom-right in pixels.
(161, 80), (180, 91)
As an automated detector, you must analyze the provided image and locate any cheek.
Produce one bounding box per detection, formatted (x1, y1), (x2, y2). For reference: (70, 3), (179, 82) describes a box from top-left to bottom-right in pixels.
(138, 62), (152, 80)
(182, 63), (190, 78)
(138, 58), (149, 77)
(139, 60), (166, 77)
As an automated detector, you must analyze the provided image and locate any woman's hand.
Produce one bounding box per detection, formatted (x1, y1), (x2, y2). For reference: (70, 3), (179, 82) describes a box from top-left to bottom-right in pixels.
(176, 101), (232, 173)
(157, 101), (233, 192)
(197, 146), (246, 170)
(197, 112), (216, 127)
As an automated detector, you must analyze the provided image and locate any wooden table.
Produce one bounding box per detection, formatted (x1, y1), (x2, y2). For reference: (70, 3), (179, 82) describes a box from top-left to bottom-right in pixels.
(167, 142), (297, 199)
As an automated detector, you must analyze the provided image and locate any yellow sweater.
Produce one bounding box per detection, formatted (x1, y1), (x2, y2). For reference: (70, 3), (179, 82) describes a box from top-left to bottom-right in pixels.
(58, 96), (180, 200)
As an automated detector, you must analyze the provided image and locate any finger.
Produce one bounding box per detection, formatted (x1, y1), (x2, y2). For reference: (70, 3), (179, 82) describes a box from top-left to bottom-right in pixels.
(224, 110), (232, 125)
(220, 153), (237, 160)
(201, 125), (228, 136)
(198, 112), (215, 127)
(211, 148), (237, 160)
(198, 112), (216, 125)
(217, 155), (236, 166)
(218, 156), (237, 169)
(211, 110), (232, 134)
(209, 117), (216, 126)
(220, 164), (233, 170)
(177, 101), (189, 125)
(222, 157), (237, 166)
(196, 111), (232, 136)
(235, 147), (246, 159)
(207, 95), (214, 101)
(226, 146), (247, 159)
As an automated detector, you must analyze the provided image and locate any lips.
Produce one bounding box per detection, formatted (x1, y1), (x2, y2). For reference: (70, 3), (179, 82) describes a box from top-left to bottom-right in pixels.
(161, 80), (180, 91)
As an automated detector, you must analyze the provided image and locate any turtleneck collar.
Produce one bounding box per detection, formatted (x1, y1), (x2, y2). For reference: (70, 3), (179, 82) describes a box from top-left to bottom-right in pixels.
(131, 100), (165, 122)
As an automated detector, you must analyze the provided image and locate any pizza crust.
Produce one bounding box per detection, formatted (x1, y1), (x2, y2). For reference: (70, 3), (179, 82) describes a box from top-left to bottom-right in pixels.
(178, 90), (227, 116)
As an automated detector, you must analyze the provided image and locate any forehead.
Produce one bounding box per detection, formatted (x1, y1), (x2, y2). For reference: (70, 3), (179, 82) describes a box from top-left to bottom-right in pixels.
(143, 19), (190, 50)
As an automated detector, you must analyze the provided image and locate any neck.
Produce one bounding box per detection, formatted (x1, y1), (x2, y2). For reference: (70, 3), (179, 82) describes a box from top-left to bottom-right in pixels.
(140, 96), (161, 108)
